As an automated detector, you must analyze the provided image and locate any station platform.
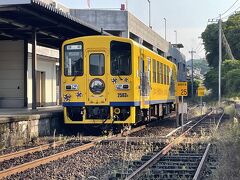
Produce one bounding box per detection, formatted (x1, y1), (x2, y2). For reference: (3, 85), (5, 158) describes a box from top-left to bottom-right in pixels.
(0, 106), (63, 148)
(0, 106), (63, 117)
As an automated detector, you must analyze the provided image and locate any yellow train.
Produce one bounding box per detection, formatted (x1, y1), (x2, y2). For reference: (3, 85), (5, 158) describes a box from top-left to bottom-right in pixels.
(62, 36), (177, 125)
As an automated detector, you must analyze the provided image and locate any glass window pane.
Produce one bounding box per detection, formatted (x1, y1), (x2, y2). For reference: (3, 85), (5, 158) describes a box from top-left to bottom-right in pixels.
(157, 61), (160, 83)
(160, 63), (163, 84)
(111, 41), (131, 75)
(89, 54), (105, 76)
(64, 42), (83, 76)
(167, 66), (170, 85)
(153, 60), (156, 83)
(164, 64), (167, 84)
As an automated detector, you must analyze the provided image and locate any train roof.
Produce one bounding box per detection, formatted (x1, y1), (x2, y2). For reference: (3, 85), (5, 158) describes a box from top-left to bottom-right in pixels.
(63, 36), (175, 67)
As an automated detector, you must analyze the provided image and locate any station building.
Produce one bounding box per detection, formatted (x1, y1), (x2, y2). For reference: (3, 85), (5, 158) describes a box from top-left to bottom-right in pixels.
(0, 41), (58, 108)
(0, 0), (106, 109)
(0, 0), (186, 109)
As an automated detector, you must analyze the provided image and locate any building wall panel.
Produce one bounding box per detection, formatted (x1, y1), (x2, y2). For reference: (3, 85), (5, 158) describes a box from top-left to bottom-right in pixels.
(0, 40), (24, 108)
(27, 54), (57, 107)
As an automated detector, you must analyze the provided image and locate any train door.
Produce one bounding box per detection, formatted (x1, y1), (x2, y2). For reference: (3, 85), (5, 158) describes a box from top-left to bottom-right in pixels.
(86, 51), (109, 105)
(140, 55), (151, 109)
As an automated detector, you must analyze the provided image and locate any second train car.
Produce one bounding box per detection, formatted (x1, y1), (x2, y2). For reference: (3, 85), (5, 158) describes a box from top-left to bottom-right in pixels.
(62, 36), (177, 125)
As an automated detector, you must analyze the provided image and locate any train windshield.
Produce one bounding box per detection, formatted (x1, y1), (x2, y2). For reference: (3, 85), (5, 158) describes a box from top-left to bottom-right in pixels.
(110, 41), (131, 76)
(89, 53), (105, 76)
(64, 42), (83, 76)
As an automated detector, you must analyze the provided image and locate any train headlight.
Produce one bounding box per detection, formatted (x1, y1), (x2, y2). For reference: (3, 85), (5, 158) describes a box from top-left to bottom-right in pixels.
(114, 108), (121, 115)
(89, 78), (105, 94)
(65, 84), (78, 90)
(116, 84), (130, 90)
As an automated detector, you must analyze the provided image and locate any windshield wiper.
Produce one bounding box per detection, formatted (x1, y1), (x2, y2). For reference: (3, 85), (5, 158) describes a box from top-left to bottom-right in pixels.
(72, 76), (77, 81)
(118, 75), (123, 80)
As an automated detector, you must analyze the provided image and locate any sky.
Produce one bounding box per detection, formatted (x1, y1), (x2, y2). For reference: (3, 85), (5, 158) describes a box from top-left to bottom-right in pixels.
(57, 0), (239, 60)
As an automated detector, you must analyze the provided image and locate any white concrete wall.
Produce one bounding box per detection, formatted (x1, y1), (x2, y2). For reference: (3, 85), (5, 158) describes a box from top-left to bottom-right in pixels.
(128, 13), (169, 53)
(0, 40), (24, 108)
(70, 9), (128, 32)
(27, 54), (57, 107)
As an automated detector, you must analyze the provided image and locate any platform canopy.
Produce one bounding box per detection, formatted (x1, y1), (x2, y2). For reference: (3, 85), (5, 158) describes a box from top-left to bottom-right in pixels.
(0, 0), (110, 110)
(0, 0), (108, 48)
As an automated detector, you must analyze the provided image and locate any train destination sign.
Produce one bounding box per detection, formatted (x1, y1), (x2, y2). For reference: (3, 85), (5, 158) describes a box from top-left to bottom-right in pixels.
(197, 87), (205, 96)
(176, 82), (188, 96)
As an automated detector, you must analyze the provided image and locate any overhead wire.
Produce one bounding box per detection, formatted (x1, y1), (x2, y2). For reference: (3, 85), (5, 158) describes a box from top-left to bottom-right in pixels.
(201, 1), (239, 61)
(209, 0), (240, 20)
(194, 40), (203, 52)
(197, 48), (205, 55)
(221, 0), (239, 16)
(222, 5), (240, 20)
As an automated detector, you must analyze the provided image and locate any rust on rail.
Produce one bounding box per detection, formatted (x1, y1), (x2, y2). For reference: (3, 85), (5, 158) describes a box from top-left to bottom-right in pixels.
(0, 142), (95, 179)
(0, 140), (69, 163)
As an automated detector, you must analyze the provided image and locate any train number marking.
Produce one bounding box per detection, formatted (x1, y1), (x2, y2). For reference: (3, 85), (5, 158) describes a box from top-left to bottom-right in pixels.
(118, 93), (128, 97)
(180, 89), (187, 96)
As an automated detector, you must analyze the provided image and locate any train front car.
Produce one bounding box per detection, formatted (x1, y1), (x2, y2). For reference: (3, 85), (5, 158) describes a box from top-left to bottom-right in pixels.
(62, 36), (137, 125)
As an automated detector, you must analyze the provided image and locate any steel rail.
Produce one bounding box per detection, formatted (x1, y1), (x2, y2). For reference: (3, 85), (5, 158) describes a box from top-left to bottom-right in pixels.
(0, 121), (150, 179)
(192, 108), (224, 180)
(0, 142), (95, 179)
(0, 122), (148, 164)
(0, 139), (70, 163)
(122, 125), (146, 137)
(165, 120), (193, 137)
(215, 107), (225, 130)
(193, 143), (211, 180)
(125, 109), (214, 180)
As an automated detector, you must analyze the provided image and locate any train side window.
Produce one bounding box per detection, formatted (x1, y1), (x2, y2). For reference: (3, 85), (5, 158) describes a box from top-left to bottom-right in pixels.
(167, 66), (170, 85)
(160, 63), (163, 84)
(168, 67), (170, 85)
(164, 64), (167, 84)
(152, 59), (156, 83)
(157, 61), (160, 83)
(89, 53), (105, 76)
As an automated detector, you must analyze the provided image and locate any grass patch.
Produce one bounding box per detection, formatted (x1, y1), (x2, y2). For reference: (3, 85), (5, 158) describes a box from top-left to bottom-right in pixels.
(210, 117), (240, 179)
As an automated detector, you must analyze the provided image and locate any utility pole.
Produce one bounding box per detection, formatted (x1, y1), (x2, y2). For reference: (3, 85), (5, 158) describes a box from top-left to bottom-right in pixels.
(189, 50), (196, 98)
(174, 30), (177, 44)
(147, 0), (151, 28)
(208, 15), (222, 106)
(164, 18), (166, 40)
(218, 14), (222, 106)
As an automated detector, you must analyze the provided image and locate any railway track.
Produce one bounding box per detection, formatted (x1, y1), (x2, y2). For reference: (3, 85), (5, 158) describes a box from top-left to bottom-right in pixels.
(1, 107), (220, 179)
(0, 139), (73, 162)
(0, 121), (151, 179)
(113, 108), (224, 180)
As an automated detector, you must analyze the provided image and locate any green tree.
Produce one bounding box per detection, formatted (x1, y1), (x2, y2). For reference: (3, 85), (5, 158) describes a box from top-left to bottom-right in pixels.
(187, 80), (200, 97)
(204, 68), (218, 97)
(225, 69), (240, 96)
(202, 12), (240, 98)
(224, 13), (240, 60)
(202, 12), (240, 68)
(204, 60), (240, 97)
(202, 23), (219, 68)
